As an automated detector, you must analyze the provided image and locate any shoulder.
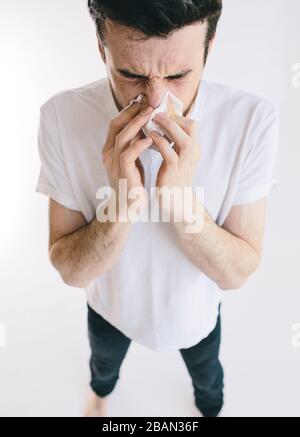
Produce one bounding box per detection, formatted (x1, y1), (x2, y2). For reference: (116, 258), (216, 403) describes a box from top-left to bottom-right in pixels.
(39, 78), (108, 116)
(202, 80), (278, 123)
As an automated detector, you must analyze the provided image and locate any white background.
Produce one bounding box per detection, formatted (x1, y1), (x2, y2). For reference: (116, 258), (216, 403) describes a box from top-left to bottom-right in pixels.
(0, 0), (299, 417)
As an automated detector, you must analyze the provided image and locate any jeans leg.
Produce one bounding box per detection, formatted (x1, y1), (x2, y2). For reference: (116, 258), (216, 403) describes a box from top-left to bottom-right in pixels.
(87, 304), (132, 397)
(179, 311), (224, 417)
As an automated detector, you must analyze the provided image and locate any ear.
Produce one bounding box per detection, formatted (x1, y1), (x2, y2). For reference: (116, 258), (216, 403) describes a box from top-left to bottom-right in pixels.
(96, 32), (106, 64)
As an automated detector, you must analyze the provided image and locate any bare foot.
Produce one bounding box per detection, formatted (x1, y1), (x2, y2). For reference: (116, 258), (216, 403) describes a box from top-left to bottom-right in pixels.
(84, 390), (109, 417)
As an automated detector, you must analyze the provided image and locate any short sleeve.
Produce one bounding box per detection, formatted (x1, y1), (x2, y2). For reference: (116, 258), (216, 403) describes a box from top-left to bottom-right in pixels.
(35, 100), (81, 211)
(232, 102), (279, 206)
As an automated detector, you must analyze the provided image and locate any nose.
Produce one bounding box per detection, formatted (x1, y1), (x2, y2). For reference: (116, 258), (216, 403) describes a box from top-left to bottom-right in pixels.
(143, 78), (168, 110)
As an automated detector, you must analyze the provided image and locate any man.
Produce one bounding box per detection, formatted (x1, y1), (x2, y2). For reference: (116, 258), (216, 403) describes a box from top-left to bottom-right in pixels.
(35, 0), (279, 417)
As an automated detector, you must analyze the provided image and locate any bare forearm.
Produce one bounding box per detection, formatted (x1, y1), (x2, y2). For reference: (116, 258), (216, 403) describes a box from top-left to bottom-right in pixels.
(50, 216), (132, 288)
(173, 196), (260, 290)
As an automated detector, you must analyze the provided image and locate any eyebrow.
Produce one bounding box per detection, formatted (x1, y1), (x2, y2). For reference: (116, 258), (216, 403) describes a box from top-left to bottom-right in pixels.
(117, 68), (193, 80)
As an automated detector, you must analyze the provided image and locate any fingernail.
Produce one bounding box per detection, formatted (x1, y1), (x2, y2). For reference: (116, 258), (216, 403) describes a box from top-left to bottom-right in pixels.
(144, 106), (153, 115)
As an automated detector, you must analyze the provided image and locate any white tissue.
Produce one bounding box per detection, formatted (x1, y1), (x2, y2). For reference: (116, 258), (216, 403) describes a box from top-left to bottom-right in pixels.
(122, 92), (184, 152)
(121, 94), (144, 113)
(142, 91), (184, 151)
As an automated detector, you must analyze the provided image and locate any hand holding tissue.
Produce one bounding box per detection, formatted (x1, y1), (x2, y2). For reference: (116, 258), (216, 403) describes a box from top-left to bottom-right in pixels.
(142, 91), (184, 149)
(124, 92), (184, 152)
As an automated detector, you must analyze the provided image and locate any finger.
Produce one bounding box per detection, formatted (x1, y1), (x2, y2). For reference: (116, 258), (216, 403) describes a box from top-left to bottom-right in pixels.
(103, 100), (143, 155)
(119, 137), (154, 171)
(173, 114), (197, 136)
(152, 113), (191, 155)
(172, 115), (200, 160)
(150, 131), (178, 165)
(103, 128), (144, 168)
(116, 106), (154, 153)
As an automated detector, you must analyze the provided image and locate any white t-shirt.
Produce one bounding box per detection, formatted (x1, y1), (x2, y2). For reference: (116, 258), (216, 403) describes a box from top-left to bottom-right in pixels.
(35, 77), (279, 351)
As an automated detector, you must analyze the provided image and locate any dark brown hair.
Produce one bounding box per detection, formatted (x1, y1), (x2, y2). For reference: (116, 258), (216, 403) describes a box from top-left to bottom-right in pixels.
(88, 0), (223, 63)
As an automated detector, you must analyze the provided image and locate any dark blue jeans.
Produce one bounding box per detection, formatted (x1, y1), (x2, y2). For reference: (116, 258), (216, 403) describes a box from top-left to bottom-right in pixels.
(87, 304), (224, 417)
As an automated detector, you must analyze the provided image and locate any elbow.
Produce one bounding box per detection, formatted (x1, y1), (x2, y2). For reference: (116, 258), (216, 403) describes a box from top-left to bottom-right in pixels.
(218, 253), (261, 291)
(61, 274), (89, 289)
(218, 275), (247, 291)
(49, 244), (88, 289)
(218, 261), (261, 291)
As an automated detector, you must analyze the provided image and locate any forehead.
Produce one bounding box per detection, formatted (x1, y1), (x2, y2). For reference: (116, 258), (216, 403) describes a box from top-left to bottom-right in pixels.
(104, 19), (207, 74)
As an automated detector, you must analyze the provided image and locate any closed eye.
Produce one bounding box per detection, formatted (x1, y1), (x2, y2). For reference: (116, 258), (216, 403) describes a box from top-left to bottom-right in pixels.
(167, 73), (190, 81)
(118, 70), (192, 82)
(121, 72), (143, 80)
